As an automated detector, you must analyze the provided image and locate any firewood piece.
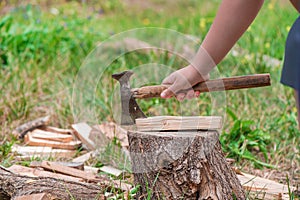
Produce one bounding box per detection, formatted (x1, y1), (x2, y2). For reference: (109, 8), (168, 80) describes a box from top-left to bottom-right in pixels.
(128, 130), (245, 199)
(40, 126), (74, 135)
(13, 193), (51, 200)
(24, 132), (81, 150)
(96, 122), (129, 147)
(12, 145), (76, 159)
(237, 172), (296, 200)
(103, 180), (132, 192)
(7, 165), (83, 182)
(99, 166), (123, 177)
(135, 116), (222, 131)
(0, 166), (106, 200)
(40, 161), (97, 181)
(30, 161), (84, 170)
(13, 116), (50, 139)
(30, 129), (73, 143)
(72, 151), (96, 163)
(84, 166), (99, 174)
(72, 123), (96, 150)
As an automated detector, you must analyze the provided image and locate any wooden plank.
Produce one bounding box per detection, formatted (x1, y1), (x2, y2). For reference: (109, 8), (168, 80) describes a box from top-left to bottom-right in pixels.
(7, 165), (83, 182)
(40, 126), (74, 135)
(24, 132), (81, 150)
(99, 165), (123, 177)
(136, 116), (222, 131)
(14, 193), (51, 200)
(12, 145), (77, 158)
(30, 161), (84, 170)
(31, 129), (73, 143)
(237, 172), (295, 200)
(72, 123), (96, 150)
(40, 161), (96, 181)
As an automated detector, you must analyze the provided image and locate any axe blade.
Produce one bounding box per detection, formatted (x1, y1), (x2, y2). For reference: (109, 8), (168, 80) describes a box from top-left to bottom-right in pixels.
(112, 71), (146, 125)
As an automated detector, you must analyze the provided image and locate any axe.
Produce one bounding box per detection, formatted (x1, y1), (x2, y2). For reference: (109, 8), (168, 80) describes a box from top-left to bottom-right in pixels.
(112, 71), (271, 125)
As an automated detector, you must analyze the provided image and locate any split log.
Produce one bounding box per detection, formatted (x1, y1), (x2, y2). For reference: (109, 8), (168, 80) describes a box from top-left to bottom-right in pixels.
(128, 130), (245, 199)
(0, 166), (105, 200)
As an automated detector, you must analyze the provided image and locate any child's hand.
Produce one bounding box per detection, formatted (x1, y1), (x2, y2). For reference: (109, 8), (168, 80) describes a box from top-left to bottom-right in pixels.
(161, 65), (209, 101)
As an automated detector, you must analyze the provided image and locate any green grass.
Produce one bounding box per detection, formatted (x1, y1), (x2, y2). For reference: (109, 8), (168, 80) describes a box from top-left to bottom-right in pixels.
(0, 0), (299, 198)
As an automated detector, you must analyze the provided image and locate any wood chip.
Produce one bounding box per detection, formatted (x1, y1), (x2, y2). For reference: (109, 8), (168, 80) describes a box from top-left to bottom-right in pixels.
(135, 116), (223, 131)
(84, 166), (99, 174)
(72, 151), (95, 163)
(72, 123), (96, 150)
(99, 165), (123, 177)
(104, 180), (132, 191)
(237, 171), (296, 200)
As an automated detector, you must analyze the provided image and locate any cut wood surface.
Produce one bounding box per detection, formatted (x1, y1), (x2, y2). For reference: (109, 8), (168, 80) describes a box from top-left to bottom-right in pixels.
(72, 123), (96, 150)
(12, 145), (77, 158)
(40, 161), (97, 181)
(0, 166), (105, 200)
(30, 129), (73, 143)
(238, 172), (296, 200)
(24, 132), (81, 150)
(136, 116), (222, 131)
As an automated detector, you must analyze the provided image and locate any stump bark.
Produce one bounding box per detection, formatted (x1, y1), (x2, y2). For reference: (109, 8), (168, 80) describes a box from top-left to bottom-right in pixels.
(128, 130), (245, 200)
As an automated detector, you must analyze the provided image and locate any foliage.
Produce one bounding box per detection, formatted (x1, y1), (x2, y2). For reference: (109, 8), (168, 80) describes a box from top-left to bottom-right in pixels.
(220, 109), (272, 168)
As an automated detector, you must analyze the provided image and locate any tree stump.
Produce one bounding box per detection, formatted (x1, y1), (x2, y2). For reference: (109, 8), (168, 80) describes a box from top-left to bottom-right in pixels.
(128, 130), (245, 199)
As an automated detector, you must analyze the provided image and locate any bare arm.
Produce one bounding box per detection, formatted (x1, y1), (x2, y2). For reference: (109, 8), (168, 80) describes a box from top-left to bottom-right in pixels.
(193, 0), (264, 75)
(161, 0), (265, 99)
(290, 0), (300, 12)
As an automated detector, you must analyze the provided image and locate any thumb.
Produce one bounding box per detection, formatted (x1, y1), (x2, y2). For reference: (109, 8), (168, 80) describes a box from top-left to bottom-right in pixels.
(161, 88), (174, 99)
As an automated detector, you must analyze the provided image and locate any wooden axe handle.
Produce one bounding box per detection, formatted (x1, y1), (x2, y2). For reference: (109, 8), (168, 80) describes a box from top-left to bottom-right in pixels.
(132, 73), (271, 99)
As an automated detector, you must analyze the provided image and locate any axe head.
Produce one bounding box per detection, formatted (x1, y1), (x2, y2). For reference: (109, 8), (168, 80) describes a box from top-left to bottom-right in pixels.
(112, 71), (146, 125)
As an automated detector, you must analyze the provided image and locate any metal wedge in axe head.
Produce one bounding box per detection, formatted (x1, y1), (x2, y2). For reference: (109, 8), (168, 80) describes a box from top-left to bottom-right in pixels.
(112, 71), (271, 125)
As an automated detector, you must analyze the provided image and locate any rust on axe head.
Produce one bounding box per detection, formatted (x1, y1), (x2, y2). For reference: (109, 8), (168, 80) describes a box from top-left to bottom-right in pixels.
(112, 71), (146, 125)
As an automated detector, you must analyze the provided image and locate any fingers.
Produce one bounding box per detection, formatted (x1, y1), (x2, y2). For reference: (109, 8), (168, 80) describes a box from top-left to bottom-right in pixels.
(161, 89), (199, 101)
(161, 89), (174, 99)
